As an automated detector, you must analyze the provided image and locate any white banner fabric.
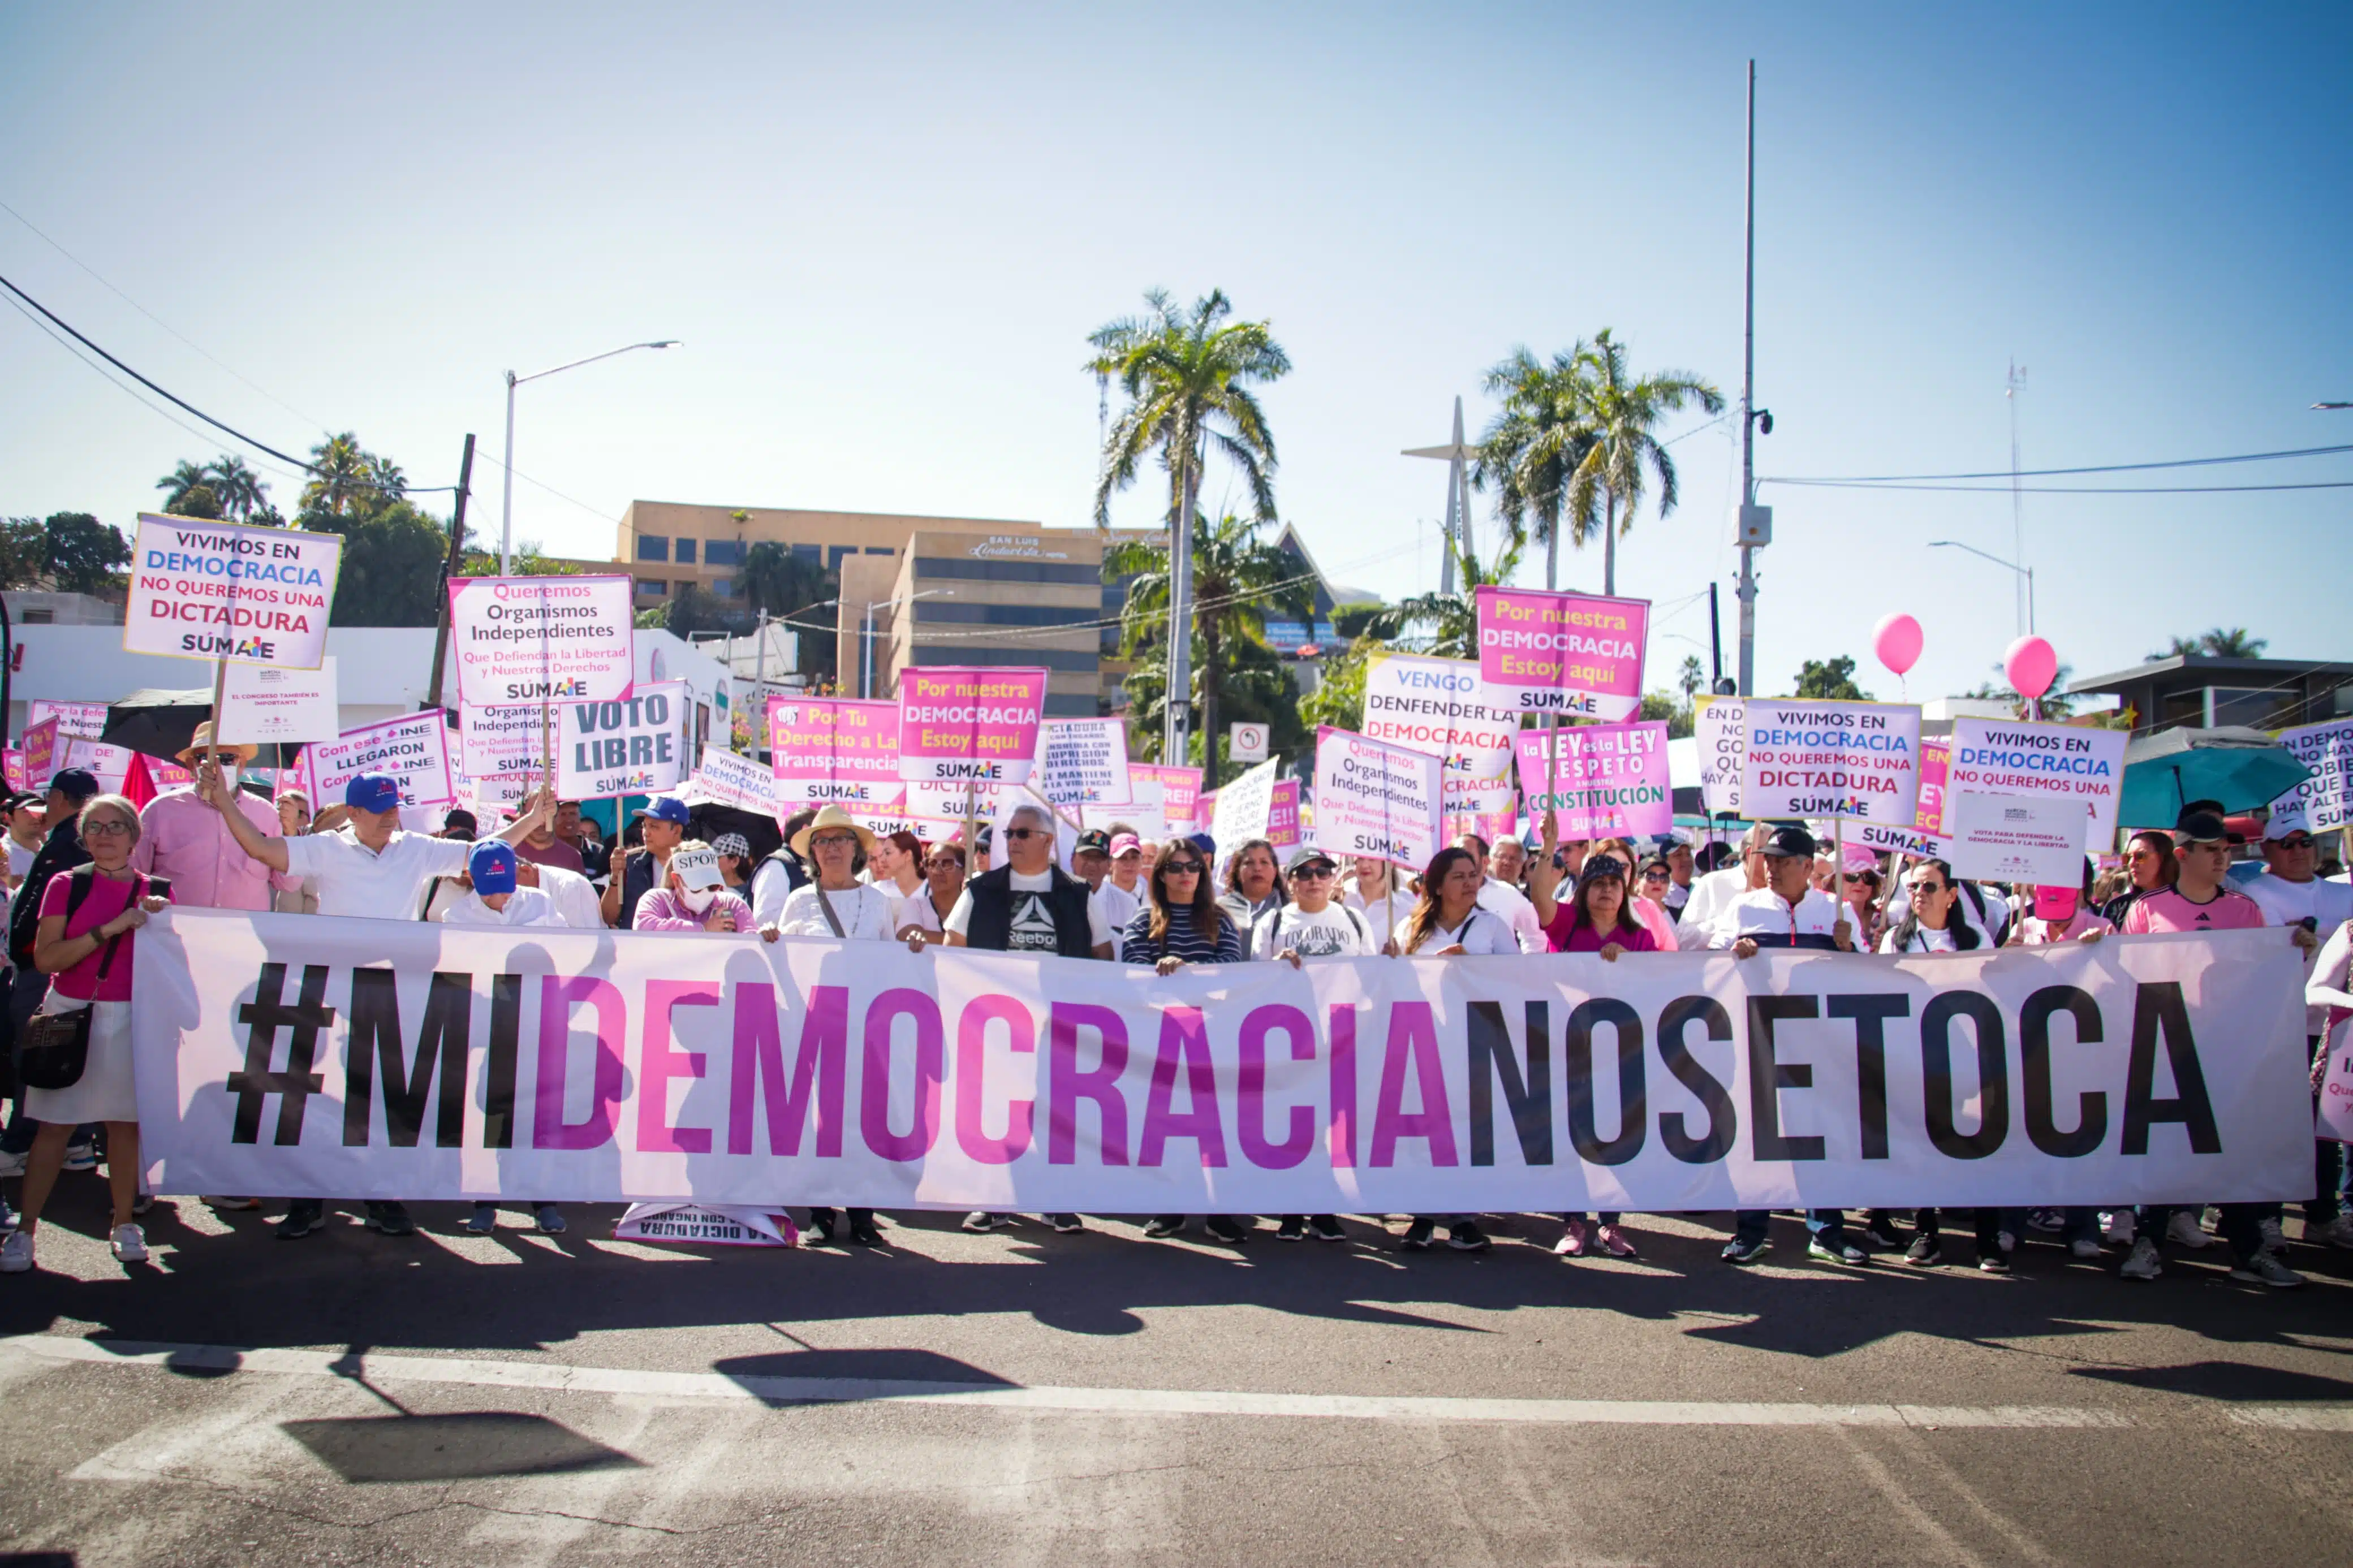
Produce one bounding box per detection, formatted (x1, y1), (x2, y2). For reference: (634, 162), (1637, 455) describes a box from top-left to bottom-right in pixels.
(218, 657), (341, 745)
(132, 913), (2309, 1211)
(2270, 717), (2353, 835)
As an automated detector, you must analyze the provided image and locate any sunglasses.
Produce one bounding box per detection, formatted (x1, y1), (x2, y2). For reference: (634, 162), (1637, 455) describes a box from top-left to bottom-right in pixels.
(1292, 865), (1335, 880)
(2277, 837), (2315, 850)
(1908, 880), (1949, 895)
(1005, 827), (1048, 841)
(1161, 861), (1204, 875)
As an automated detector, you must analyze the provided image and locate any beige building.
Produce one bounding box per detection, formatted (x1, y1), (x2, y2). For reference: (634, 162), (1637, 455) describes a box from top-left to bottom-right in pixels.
(615, 500), (1134, 718)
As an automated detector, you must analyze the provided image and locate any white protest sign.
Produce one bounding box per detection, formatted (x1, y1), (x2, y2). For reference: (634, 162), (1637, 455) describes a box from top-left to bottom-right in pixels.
(1947, 718), (2128, 849)
(614, 1203), (796, 1247)
(1210, 757), (1281, 847)
(683, 745), (776, 814)
(1943, 792), (2087, 885)
(125, 513), (341, 668)
(1740, 699), (1922, 826)
(1036, 718), (1132, 805)
(1693, 696), (1745, 818)
(2269, 717), (2353, 834)
(446, 575), (636, 706)
(302, 711), (456, 808)
(1084, 773), (1167, 841)
(459, 703), (545, 780)
(557, 681), (689, 800)
(217, 656), (340, 745)
(1312, 726), (1444, 869)
(61, 737), (130, 791)
(1361, 650), (1519, 818)
(27, 701), (109, 738)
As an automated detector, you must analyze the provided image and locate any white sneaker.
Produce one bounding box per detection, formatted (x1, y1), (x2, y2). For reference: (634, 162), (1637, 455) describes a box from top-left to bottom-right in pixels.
(0, 1148), (25, 1178)
(2229, 1251), (2304, 1289)
(0, 1230), (31, 1273)
(2118, 1236), (2163, 1281)
(2069, 1237), (2101, 1260)
(109, 1223), (148, 1263)
(2257, 1216), (2286, 1254)
(2165, 1211), (2213, 1250)
(2102, 1209), (2134, 1245)
(2317, 1215), (2353, 1251)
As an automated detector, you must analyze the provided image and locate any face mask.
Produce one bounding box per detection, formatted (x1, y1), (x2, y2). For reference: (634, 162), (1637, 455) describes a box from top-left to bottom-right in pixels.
(679, 885), (719, 914)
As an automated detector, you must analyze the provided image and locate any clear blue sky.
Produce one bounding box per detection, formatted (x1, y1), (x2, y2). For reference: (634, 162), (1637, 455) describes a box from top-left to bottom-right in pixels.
(3, 4), (2346, 705)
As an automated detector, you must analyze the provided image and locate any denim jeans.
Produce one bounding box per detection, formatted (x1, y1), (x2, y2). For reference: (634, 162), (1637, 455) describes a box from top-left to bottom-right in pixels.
(1914, 1207), (2028, 1250)
(1733, 1209), (1847, 1243)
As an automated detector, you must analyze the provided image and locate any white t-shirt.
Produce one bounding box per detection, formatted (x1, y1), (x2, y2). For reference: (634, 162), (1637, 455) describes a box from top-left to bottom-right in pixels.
(532, 863), (607, 929)
(440, 887), (560, 927)
(1878, 923), (1959, 954)
(1252, 901), (1375, 960)
(897, 885), (951, 935)
(751, 858), (797, 929)
(1093, 879), (1143, 956)
(1679, 864), (1755, 939)
(945, 869), (1114, 953)
(1479, 878), (1546, 953)
(7, 837), (37, 884)
(1397, 905), (1516, 956)
(2245, 872), (2353, 1034)
(1346, 885), (1411, 946)
(774, 882), (900, 941)
(282, 828), (471, 920)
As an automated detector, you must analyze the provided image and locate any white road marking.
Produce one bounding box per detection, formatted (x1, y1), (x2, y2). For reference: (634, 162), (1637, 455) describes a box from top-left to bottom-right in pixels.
(0, 1333), (2197, 1429)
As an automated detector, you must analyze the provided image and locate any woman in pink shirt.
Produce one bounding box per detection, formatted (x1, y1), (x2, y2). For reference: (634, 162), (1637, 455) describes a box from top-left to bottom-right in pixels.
(1532, 854), (1654, 1259)
(0, 793), (173, 1275)
(630, 840), (756, 932)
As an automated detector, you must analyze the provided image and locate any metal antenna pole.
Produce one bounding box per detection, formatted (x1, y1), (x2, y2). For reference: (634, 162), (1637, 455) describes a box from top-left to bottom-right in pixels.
(1735, 58), (1759, 697)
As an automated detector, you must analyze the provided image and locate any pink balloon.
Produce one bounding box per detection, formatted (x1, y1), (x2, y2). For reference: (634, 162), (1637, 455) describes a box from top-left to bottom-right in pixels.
(1872, 612), (1924, 677)
(2005, 635), (2059, 701)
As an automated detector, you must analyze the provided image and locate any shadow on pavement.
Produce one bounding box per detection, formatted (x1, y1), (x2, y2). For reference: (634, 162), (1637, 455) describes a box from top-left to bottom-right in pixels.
(280, 1410), (644, 1484)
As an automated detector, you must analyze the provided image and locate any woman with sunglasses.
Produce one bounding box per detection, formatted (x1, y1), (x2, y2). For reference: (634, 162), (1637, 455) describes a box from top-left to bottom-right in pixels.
(1254, 846), (1377, 1245)
(894, 840), (966, 941)
(1390, 846), (1512, 1252)
(1121, 839), (1252, 1244)
(1528, 846), (1657, 1259)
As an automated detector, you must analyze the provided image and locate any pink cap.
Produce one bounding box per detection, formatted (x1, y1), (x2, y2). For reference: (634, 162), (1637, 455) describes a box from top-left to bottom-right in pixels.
(2033, 885), (2079, 922)
(1109, 832), (1143, 858)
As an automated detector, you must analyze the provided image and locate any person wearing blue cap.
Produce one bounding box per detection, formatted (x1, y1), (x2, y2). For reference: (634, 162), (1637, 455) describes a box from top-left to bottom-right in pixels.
(440, 841), (558, 928)
(200, 763), (557, 1240)
(602, 795), (691, 930)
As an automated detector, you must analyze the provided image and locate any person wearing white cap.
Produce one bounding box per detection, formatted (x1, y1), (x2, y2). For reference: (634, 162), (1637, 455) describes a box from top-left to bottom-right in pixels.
(632, 841), (756, 932)
(1092, 830), (1145, 959)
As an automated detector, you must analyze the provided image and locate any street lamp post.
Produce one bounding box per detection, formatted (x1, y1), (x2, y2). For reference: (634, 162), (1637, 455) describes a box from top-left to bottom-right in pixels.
(500, 339), (678, 574)
(1927, 540), (2036, 634)
(862, 588), (953, 699)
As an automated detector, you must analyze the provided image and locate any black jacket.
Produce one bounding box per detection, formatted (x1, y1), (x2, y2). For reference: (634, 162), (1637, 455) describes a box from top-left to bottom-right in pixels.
(9, 819), (88, 969)
(961, 864), (1100, 957)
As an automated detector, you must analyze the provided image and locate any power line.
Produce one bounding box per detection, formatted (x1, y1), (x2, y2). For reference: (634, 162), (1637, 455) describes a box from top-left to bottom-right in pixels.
(1764, 478), (2353, 495)
(1765, 441), (2353, 485)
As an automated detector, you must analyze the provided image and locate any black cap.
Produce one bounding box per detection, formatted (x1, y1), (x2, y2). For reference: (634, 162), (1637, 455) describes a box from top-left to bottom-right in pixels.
(1285, 845), (1338, 875)
(1761, 824), (1818, 859)
(1075, 828), (1112, 856)
(48, 768), (101, 804)
(1576, 856), (1628, 885)
(2173, 810), (2231, 847)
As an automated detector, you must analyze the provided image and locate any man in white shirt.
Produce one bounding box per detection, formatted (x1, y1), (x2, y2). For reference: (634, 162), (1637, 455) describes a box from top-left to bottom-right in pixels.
(1085, 830), (1144, 958)
(943, 804), (1114, 958)
(202, 768), (554, 1239)
(439, 841), (559, 927)
(1682, 823), (1770, 939)
(1455, 830), (1545, 953)
(521, 859), (606, 929)
(2, 794), (45, 891)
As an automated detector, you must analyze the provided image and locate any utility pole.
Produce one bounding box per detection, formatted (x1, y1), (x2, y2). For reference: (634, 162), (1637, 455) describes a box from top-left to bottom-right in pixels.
(1735, 59), (1761, 698)
(424, 433), (476, 710)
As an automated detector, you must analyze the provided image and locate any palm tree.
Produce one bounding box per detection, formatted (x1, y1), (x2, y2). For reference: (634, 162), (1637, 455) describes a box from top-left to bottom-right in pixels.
(1678, 655), (1706, 703)
(1475, 344), (1596, 589)
(1106, 512), (1309, 785)
(1367, 530), (1526, 661)
(1087, 289), (1288, 529)
(301, 433), (375, 517)
(156, 460), (212, 513)
(1562, 330), (1725, 595)
(205, 455), (270, 521)
(2147, 628), (2269, 659)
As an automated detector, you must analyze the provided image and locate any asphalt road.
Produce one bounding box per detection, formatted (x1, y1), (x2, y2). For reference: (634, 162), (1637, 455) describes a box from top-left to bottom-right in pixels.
(2, 1188), (2350, 1566)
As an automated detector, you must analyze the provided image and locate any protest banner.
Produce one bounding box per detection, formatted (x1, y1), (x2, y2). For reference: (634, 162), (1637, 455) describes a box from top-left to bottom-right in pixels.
(2269, 716), (2353, 834)
(126, 513), (341, 669)
(1848, 736), (1953, 860)
(895, 667), (1049, 786)
(1947, 718), (2127, 849)
(768, 697), (903, 807)
(906, 778), (1007, 824)
(28, 700), (109, 738)
(1740, 699), (1923, 828)
(1312, 726), (1443, 869)
(1512, 720), (1673, 839)
(683, 745), (777, 814)
(459, 702), (546, 781)
(1473, 585), (1648, 720)
(301, 711), (456, 809)
(1035, 718), (1132, 806)
(1084, 774), (1166, 841)
(21, 718), (59, 787)
(1693, 696), (1744, 819)
(446, 576), (637, 707)
(1362, 651), (1520, 818)
(1943, 792), (2086, 885)
(614, 1203), (795, 1246)
(1210, 758), (1281, 846)
(2, 748), (20, 792)
(1268, 779), (1302, 849)
(135, 913), (2309, 1211)
(556, 681), (689, 800)
(62, 737), (131, 791)
(1133, 764), (1203, 828)
(218, 656), (341, 745)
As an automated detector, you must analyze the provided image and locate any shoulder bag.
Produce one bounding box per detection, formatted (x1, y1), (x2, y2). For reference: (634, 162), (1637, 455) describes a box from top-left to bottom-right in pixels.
(17, 870), (149, 1092)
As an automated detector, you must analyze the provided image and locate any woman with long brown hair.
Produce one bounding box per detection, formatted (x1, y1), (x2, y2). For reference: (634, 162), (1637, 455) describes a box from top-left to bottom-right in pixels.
(1391, 846), (1510, 1254)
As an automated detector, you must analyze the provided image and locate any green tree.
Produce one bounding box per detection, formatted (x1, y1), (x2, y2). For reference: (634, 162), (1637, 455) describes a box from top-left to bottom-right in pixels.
(1298, 638), (1373, 733)
(206, 455), (270, 521)
(1639, 690), (1694, 738)
(0, 517), (49, 587)
(300, 432), (402, 517)
(1088, 288), (1288, 530)
(1365, 530), (1525, 661)
(1678, 655), (1706, 703)
(459, 542), (581, 577)
(1789, 655), (1870, 701)
(739, 541), (840, 686)
(1476, 344), (1596, 589)
(306, 500), (447, 625)
(1121, 623), (1311, 775)
(1967, 659), (2079, 718)
(658, 582), (753, 640)
(1563, 330), (1724, 595)
(157, 460), (213, 513)
(1106, 511), (1310, 785)
(2149, 627), (2268, 660)
(1330, 602), (1387, 641)
(171, 485), (224, 519)
(43, 512), (131, 593)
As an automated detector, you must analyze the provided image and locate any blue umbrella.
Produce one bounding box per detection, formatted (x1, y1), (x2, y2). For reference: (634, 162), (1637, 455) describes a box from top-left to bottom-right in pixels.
(2117, 724), (2312, 830)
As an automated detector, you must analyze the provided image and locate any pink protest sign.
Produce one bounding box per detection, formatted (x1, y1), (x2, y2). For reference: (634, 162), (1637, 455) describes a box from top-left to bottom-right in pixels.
(1268, 778), (1302, 849)
(21, 718), (59, 789)
(1134, 764), (1203, 827)
(1916, 738), (1951, 835)
(1512, 720), (1673, 839)
(768, 696), (904, 807)
(1, 748), (20, 792)
(1474, 586), (1648, 719)
(896, 667), (1049, 786)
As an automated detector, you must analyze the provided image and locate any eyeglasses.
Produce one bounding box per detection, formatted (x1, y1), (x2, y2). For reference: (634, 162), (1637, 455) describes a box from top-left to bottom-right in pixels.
(925, 857), (963, 871)
(1005, 827), (1048, 841)
(2277, 837), (2315, 850)
(1908, 880), (1949, 895)
(1292, 865), (1335, 880)
(1161, 861), (1203, 875)
(81, 818), (133, 837)
(810, 833), (859, 850)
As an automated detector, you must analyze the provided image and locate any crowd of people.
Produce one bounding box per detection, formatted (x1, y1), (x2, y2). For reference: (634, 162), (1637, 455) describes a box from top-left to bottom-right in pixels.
(0, 730), (2343, 1294)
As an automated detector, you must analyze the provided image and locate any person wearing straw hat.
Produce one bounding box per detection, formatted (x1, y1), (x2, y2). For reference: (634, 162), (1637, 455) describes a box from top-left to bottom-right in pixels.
(131, 723), (294, 913)
(763, 806), (905, 944)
